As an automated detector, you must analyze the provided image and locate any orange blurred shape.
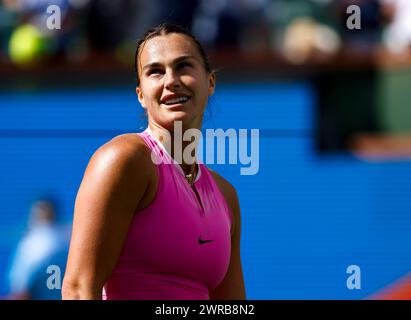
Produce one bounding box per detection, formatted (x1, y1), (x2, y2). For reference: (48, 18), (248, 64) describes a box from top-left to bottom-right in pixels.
(369, 273), (411, 300)
(350, 133), (411, 160)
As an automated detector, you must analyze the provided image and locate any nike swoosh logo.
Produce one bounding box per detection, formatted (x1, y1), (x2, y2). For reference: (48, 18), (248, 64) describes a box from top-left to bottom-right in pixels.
(198, 236), (214, 245)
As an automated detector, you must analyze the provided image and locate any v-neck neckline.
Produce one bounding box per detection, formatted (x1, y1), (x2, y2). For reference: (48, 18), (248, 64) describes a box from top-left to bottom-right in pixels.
(145, 127), (206, 215)
(145, 127), (202, 184)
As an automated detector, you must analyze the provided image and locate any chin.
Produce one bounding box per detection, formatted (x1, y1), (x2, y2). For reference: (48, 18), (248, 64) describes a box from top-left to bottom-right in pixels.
(164, 111), (194, 127)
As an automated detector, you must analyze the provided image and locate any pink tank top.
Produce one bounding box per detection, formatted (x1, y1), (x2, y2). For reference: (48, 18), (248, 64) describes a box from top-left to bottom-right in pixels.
(103, 128), (233, 300)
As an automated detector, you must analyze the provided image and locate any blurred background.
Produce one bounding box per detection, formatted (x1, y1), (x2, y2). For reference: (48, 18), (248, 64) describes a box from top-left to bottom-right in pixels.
(1, 0), (411, 299)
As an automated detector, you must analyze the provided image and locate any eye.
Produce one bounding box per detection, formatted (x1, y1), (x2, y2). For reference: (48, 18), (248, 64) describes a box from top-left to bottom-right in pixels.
(147, 68), (163, 76)
(177, 62), (191, 69)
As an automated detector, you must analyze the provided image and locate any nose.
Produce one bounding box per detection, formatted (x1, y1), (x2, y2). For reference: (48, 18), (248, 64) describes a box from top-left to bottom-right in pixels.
(164, 68), (180, 89)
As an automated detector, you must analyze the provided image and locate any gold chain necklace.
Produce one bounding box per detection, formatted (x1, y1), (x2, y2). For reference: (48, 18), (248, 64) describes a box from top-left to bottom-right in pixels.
(185, 163), (196, 186)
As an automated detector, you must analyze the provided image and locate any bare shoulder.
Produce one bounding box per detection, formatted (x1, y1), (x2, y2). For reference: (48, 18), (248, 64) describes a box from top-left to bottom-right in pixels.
(96, 133), (151, 159)
(89, 133), (155, 174)
(80, 133), (157, 211)
(82, 133), (157, 199)
(207, 168), (238, 200)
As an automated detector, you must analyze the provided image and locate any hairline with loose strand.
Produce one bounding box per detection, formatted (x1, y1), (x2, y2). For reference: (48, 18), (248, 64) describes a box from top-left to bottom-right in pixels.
(134, 23), (213, 86)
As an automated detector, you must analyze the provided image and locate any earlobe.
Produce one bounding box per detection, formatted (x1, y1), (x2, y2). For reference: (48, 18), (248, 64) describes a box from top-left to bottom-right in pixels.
(208, 72), (216, 96)
(136, 87), (146, 108)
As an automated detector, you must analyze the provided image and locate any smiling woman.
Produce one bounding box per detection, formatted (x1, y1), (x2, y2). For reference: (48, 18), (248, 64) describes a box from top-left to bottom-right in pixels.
(135, 28), (215, 133)
(62, 23), (246, 300)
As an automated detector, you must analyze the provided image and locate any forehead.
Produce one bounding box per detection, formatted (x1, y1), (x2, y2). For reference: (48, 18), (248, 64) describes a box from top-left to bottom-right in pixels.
(139, 33), (200, 65)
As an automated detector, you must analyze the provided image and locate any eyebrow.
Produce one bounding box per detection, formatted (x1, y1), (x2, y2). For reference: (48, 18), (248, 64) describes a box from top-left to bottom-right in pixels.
(142, 55), (196, 72)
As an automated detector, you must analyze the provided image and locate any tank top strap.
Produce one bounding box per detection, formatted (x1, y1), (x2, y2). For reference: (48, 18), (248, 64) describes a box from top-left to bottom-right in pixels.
(137, 129), (171, 165)
(138, 127), (204, 184)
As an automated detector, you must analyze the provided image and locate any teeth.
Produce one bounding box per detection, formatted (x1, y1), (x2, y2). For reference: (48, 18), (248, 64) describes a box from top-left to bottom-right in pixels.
(164, 96), (189, 105)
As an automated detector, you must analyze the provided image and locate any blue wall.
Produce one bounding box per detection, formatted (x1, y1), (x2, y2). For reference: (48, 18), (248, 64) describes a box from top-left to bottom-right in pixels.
(1, 83), (410, 299)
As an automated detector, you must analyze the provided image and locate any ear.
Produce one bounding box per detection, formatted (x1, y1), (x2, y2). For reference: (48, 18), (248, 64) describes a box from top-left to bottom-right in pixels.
(207, 71), (216, 96)
(136, 86), (146, 109)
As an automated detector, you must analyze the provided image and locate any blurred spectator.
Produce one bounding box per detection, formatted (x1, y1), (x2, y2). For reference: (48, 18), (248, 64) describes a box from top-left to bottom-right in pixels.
(2, 0), (411, 67)
(193, 0), (267, 49)
(5, 197), (69, 300)
(263, 0), (341, 63)
(380, 0), (411, 54)
(282, 16), (341, 64)
(335, 0), (383, 53)
(109, 0), (200, 65)
(156, 0), (199, 29)
(192, 0), (226, 47)
(2, 0), (91, 65)
(85, 0), (136, 50)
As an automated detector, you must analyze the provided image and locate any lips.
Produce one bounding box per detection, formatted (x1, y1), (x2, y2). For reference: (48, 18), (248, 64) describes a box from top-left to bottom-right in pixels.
(161, 93), (191, 106)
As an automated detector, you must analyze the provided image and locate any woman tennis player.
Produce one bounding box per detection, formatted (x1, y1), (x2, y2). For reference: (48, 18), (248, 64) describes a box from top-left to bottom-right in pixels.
(62, 23), (246, 300)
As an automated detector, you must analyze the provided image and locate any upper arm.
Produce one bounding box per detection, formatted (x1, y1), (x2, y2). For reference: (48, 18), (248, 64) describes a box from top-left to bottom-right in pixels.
(62, 135), (155, 299)
(209, 170), (246, 300)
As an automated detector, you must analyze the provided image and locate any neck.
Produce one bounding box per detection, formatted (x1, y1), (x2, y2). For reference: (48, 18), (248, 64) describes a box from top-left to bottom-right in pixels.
(148, 122), (201, 175)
